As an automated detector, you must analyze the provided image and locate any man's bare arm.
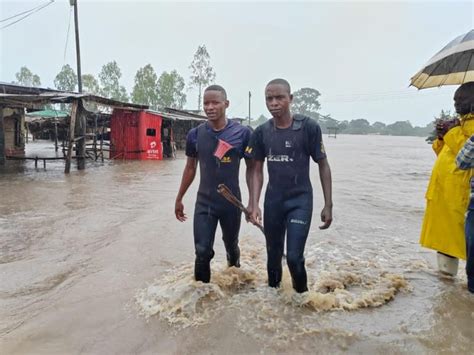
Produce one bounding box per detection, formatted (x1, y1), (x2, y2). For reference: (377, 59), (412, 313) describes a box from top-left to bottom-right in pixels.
(317, 158), (333, 229)
(175, 157), (198, 221)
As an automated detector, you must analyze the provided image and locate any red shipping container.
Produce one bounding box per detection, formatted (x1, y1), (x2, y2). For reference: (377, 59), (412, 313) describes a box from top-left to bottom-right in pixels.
(110, 109), (163, 160)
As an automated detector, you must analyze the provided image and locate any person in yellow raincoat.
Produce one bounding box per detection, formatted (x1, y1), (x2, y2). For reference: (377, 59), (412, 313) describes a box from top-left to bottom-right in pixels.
(420, 82), (474, 271)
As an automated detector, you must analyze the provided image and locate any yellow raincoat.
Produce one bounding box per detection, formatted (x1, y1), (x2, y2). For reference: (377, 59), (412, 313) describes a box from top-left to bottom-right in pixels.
(420, 113), (474, 260)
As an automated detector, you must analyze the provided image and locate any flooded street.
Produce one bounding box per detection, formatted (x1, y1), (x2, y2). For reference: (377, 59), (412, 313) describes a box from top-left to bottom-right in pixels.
(1, 135), (473, 354)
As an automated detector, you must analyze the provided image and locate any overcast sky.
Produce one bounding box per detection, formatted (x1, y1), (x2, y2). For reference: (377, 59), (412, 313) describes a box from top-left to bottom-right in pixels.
(1, 0), (473, 125)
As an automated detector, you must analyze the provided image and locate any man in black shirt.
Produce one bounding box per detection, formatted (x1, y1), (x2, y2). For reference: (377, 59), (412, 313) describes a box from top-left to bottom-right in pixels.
(247, 78), (333, 293)
(175, 85), (252, 283)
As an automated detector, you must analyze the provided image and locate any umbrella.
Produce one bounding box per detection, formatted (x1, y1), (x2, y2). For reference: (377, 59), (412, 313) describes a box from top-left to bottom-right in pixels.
(410, 29), (474, 89)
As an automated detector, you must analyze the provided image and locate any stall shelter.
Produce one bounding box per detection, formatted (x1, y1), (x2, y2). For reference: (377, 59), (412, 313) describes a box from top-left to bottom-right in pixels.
(110, 109), (166, 160)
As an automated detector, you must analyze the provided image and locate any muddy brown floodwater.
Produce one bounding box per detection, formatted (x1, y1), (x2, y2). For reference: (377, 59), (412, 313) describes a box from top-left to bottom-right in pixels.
(1, 135), (473, 354)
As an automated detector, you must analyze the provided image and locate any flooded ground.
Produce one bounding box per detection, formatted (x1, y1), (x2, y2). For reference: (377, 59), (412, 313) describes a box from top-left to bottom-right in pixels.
(1, 135), (473, 354)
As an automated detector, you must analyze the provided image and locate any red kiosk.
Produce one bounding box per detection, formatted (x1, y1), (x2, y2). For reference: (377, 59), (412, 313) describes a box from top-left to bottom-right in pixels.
(110, 109), (168, 160)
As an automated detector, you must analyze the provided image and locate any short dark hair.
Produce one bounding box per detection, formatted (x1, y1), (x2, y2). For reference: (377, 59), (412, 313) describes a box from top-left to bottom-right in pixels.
(266, 78), (291, 94)
(204, 85), (227, 100)
(457, 81), (474, 96)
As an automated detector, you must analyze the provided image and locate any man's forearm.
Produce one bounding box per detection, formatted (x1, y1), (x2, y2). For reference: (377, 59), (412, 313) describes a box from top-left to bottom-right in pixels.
(319, 160), (333, 207)
(245, 159), (253, 200)
(176, 160), (197, 201)
(250, 165), (263, 208)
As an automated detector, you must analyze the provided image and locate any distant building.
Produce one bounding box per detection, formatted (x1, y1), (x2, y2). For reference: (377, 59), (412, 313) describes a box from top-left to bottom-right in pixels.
(1, 106), (25, 157)
(110, 108), (206, 160)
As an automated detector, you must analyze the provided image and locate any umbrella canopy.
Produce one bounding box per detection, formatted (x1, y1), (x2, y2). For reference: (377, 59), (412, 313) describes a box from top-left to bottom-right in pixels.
(410, 29), (474, 89)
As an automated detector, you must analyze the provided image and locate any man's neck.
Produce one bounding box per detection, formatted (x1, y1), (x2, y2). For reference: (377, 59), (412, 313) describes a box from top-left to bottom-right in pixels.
(273, 112), (292, 129)
(208, 117), (228, 131)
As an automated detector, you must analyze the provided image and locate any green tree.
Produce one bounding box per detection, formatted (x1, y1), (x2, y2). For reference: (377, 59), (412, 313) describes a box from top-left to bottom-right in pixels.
(414, 122), (434, 138)
(291, 87), (321, 119)
(157, 70), (186, 109)
(13, 66), (41, 87)
(54, 64), (77, 91)
(131, 64), (159, 109)
(82, 74), (100, 94)
(342, 118), (371, 134)
(318, 114), (338, 133)
(337, 120), (349, 132)
(383, 121), (414, 136)
(98, 61), (129, 102)
(371, 121), (386, 133)
(189, 45), (216, 110)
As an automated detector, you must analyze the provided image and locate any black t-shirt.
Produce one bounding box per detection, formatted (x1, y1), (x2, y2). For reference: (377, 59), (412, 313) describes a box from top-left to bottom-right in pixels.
(185, 120), (251, 205)
(246, 114), (326, 196)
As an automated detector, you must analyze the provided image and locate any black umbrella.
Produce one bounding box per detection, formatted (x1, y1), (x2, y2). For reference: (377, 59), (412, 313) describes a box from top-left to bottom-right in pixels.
(411, 29), (474, 89)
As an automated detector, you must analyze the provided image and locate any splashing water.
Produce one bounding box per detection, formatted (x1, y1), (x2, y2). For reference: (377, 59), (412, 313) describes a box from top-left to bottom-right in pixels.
(135, 237), (409, 346)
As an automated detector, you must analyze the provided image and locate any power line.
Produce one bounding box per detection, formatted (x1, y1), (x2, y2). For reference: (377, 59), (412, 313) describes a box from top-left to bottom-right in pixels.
(63, 6), (73, 64)
(0, 1), (55, 30)
(0, 0), (51, 23)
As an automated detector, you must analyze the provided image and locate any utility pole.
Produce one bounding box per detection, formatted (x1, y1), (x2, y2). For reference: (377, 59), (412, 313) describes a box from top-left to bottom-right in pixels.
(70, 0), (82, 93)
(70, 1), (85, 170)
(248, 91), (251, 126)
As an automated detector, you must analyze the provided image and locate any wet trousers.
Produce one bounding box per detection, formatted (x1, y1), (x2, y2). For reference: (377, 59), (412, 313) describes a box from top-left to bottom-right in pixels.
(264, 192), (312, 293)
(464, 205), (474, 293)
(193, 201), (241, 282)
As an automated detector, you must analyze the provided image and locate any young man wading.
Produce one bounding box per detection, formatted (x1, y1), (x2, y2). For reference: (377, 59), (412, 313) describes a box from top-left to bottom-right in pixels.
(247, 78), (333, 293)
(175, 85), (252, 282)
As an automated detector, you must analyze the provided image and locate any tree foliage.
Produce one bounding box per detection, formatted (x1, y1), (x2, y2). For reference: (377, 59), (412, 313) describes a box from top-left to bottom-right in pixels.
(291, 87), (321, 119)
(189, 45), (216, 110)
(54, 64), (77, 91)
(157, 70), (186, 109)
(98, 61), (128, 102)
(14, 66), (41, 87)
(82, 74), (100, 94)
(131, 64), (159, 109)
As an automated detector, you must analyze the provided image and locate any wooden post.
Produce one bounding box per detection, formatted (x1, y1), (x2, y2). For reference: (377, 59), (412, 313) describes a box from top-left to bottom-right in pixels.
(54, 121), (58, 151)
(65, 100), (78, 174)
(35, 156), (38, 168)
(76, 101), (86, 170)
(100, 125), (104, 162)
(0, 106), (5, 165)
(93, 114), (98, 160)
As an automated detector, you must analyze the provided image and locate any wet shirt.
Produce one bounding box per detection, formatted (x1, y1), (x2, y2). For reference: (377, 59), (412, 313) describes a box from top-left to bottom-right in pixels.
(247, 114), (326, 197)
(186, 120), (251, 205)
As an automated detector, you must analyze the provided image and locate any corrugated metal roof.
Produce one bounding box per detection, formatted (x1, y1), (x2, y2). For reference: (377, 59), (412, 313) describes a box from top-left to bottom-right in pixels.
(0, 83), (148, 110)
(0, 82), (63, 95)
(112, 108), (207, 123)
(163, 107), (207, 119)
(147, 109), (207, 122)
(0, 92), (148, 110)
